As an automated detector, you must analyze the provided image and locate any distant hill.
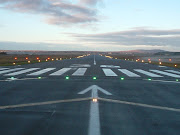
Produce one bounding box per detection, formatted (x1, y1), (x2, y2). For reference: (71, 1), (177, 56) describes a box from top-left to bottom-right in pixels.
(154, 52), (180, 56)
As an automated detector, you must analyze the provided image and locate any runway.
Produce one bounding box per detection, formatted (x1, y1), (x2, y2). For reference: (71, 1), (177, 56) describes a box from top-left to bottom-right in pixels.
(0, 55), (180, 135)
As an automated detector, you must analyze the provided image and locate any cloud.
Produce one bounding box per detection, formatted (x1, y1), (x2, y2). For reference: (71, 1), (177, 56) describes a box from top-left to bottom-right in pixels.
(0, 41), (91, 51)
(79, 0), (102, 6)
(0, 0), (99, 25)
(71, 28), (180, 47)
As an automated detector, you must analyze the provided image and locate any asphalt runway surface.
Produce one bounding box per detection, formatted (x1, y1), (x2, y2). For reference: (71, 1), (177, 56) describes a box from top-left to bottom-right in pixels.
(0, 55), (180, 135)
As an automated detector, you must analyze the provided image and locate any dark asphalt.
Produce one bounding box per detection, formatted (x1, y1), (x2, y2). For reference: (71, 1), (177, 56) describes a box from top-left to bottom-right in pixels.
(0, 55), (180, 135)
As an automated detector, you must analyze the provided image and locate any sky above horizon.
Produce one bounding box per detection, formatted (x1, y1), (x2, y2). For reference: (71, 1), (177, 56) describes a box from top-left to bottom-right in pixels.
(0, 0), (180, 51)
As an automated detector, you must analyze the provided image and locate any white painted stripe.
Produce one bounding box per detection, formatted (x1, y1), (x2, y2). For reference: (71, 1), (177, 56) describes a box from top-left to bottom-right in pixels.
(150, 70), (180, 78)
(0, 68), (9, 70)
(27, 68), (56, 76)
(144, 79), (180, 84)
(88, 101), (100, 135)
(72, 68), (87, 76)
(118, 69), (140, 77)
(4, 68), (39, 76)
(134, 69), (163, 77)
(165, 70), (180, 75)
(102, 68), (117, 76)
(0, 68), (24, 75)
(100, 65), (120, 68)
(49, 68), (71, 76)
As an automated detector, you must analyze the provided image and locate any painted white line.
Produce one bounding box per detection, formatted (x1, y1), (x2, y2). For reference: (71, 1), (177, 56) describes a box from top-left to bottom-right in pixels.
(0, 68), (24, 75)
(94, 55), (96, 65)
(144, 79), (180, 84)
(49, 68), (71, 76)
(72, 68), (87, 76)
(100, 65), (120, 68)
(0, 68), (9, 71)
(99, 98), (180, 112)
(134, 69), (163, 77)
(78, 85), (112, 135)
(165, 70), (180, 75)
(158, 66), (166, 67)
(70, 64), (91, 68)
(27, 68), (55, 76)
(150, 70), (180, 78)
(118, 69), (140, 77)
(102, 68), (118, 76)
(4, 68), (40, 76)
(89, 101), (100, 135)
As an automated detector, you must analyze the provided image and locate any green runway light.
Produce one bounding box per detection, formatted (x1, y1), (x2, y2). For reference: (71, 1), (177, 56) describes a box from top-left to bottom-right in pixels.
(66, 76), (70, 80)
(176, 79), (179, 82)
(93, 77), (97, 80)
(121, 77), (125, 80)
(148, 78), (152, 81)
(38, 77), (42, 79)
(11, 77), (15, 80)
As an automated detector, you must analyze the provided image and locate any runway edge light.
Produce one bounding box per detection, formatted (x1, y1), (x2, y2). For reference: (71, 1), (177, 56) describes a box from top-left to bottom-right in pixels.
(121, 77), (125, 80)
(93, 76), (97, 80)
(66, 76), (70, 80)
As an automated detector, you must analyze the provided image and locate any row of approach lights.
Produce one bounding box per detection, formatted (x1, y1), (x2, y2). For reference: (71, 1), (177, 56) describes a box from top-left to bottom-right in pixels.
(13, 57), (63, 65)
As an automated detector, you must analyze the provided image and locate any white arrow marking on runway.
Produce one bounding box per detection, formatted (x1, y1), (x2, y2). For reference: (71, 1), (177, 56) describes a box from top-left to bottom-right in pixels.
(78, 85), (112, 135)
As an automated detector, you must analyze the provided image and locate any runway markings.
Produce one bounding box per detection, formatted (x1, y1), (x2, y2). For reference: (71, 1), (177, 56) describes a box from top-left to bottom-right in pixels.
(2, 67), (180, 79)
(72, 68), (87, 76)
(134, 69), (163, 77)
(150, 70), (180, 78)
(102, 68), (118, 76)
(49, 68), (71, 76)
(0, 68), (24, 75)
(4, 68), (39, 76)
(165, 70), (180, 75)
(100, 65), (120, 68)
(70, 64), (91, 68)
(118, 69), (140, 77)
(99, 97), (180, 112)
(0, 68), (9, 70)
(27, 68), (56, 76)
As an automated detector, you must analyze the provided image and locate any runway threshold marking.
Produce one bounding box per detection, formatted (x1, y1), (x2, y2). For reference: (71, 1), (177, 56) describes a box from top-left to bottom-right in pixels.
(78, 85), (112, 135)
(118, 69), (140, 77)
(134, 69), (163, 77)
(0, 68), (24, 75)
(27, 68), (56, 76)
(4, 68), (40, 76)
(102, 68), (118, 76)
(49, 68), (71, 76)
(165, 70), (180, 75)
(150, 70), (180, 78)
(72, 68), (87, 76)
(99, 98), (180, 112)
(0, 68), (9, 71)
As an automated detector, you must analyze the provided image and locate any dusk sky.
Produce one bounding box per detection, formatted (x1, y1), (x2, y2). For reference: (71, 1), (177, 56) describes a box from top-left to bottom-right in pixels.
(0, 0), (180, 51)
